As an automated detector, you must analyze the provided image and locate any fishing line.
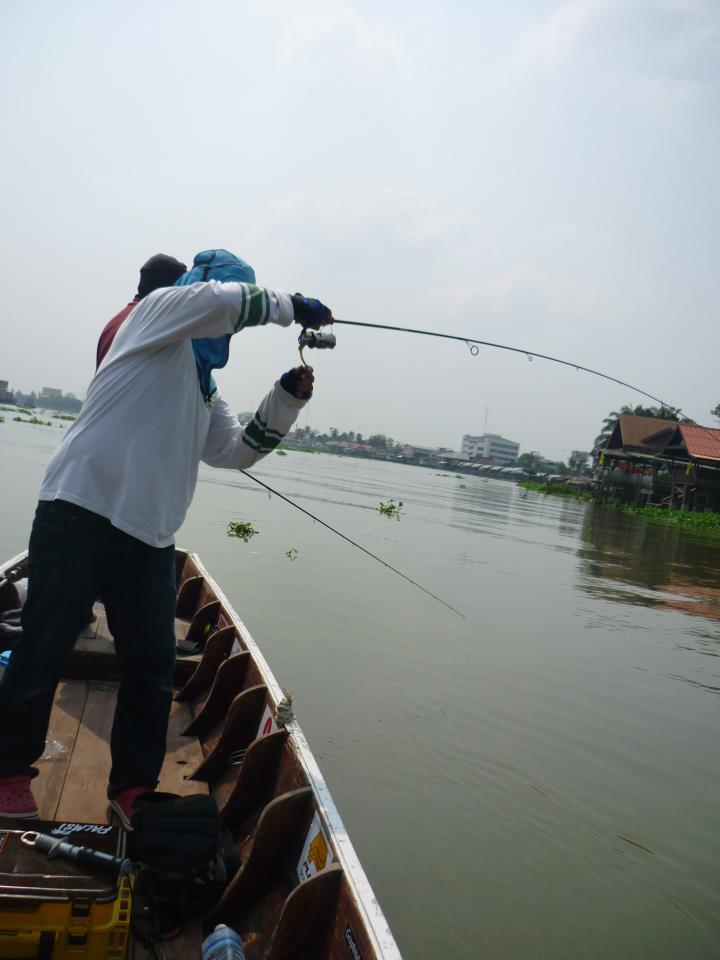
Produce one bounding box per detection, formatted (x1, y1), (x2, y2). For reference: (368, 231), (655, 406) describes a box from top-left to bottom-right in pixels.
(239, 470), (465, 619)
(330, 319), (690, 419)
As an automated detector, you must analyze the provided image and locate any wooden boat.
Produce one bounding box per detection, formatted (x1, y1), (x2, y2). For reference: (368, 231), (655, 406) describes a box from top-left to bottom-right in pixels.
(0, 548), (401, 960)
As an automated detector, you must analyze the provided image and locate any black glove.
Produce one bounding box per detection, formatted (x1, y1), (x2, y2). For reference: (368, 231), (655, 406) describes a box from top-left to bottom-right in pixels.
(280, 366), (314, 399)
(291, 293), (333, 330)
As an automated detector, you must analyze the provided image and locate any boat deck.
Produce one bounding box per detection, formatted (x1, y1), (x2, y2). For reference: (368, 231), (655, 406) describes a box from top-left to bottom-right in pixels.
(35, 681), (207, 823)
(27, 605), (206, 958)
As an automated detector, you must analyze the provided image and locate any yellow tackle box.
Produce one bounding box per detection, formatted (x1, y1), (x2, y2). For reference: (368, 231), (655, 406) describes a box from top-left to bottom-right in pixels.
(0, 819), (131, 959)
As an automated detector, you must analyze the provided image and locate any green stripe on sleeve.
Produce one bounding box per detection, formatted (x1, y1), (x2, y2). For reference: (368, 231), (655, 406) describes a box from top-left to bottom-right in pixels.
(262, 290), (270, 325)
(245, 287), (265, 327)
(233, 285), (248, 332)
(244, 419), (266, 446)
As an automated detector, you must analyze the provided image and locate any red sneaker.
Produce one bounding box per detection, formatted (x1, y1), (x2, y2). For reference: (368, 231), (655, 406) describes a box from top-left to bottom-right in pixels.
(109, 787), (153, 831)
(0, 775), (39, 818)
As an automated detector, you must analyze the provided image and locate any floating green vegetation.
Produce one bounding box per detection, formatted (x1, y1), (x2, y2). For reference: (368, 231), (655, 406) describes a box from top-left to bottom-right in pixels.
(0, 406), (18, 413)
(52, 413), (76, 421)
(13, 416), (52, 426)
(518, 481), (593, 501)
(227, 520), (259, 542)
(285, 548), (299, 561)
(623, 505), (720, 538)
(0, 416), (4, 423)
(378, 498), (404, 518)
(275, 449), (287, 456)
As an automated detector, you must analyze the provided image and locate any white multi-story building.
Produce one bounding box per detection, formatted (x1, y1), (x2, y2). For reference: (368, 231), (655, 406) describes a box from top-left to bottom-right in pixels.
(461, 433), (520, 465)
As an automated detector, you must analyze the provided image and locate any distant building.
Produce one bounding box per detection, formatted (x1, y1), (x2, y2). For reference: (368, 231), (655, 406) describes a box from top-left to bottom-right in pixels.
(461, 433), (520, 465)
(0, 380), (11, 404)
(40, 387), (62, 399)
(597, 415), (720, 512)
(400, 445), (463, 466)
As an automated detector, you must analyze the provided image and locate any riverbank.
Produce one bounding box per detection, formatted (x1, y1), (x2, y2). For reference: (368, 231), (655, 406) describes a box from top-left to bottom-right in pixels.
(520, 480), (720, 538)
(519, 480), (593, 500)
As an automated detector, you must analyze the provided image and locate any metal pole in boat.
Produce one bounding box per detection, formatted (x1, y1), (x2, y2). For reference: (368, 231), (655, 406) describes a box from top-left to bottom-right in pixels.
(21, 831), (132, 875)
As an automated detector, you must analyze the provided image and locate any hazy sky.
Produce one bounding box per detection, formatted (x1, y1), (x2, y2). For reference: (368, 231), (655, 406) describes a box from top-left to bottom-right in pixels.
(2, 0), (718, 460)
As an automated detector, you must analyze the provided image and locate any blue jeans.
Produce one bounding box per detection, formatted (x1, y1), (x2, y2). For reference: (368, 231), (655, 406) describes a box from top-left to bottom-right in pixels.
(0, 500), (176, 797)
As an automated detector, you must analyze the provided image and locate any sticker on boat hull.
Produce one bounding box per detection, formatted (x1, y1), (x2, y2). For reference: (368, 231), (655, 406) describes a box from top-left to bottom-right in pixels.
(257, 703), (278, 738)
(50, 823), (113, 837)
(345, 927), (363, 960)
(297, 811), (333, 881)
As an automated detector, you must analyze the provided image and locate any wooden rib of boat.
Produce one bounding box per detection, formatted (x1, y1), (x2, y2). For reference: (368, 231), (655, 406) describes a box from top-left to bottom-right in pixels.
(0, 548), (401, 960)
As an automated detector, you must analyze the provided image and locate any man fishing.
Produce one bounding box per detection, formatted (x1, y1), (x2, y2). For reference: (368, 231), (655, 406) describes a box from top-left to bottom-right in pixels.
(0, 248), (333, 828)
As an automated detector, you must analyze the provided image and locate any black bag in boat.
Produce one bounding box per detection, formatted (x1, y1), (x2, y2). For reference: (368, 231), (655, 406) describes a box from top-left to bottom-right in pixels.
(128, 793), (238, 927)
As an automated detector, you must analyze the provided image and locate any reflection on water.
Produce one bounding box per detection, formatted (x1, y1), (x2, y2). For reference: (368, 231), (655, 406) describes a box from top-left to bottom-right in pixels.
(579, 505), (720, 623)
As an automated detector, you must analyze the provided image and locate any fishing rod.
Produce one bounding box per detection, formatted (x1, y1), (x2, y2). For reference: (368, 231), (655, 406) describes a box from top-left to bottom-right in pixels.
(239, 469), (465, 619)
(325, 320), (690, 420)
(288, 320), (689, 618)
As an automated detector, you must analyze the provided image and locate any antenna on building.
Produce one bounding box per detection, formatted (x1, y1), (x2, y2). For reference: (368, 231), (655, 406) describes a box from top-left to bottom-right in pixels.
(483, 406), (488, 433)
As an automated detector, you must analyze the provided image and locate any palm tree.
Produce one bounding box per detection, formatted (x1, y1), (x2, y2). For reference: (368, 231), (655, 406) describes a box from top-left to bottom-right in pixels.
(517, 451), (544, 477)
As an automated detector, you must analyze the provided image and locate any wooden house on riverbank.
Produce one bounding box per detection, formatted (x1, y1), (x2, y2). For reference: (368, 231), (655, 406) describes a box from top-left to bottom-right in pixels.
(596, 416), (720, 512)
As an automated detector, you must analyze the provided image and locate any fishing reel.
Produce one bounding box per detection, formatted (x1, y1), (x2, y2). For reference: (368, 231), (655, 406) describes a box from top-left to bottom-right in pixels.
(298, 328), (336, 366)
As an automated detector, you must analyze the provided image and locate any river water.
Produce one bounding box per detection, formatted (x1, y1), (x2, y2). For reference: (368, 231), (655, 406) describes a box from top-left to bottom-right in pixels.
(1, 418), (719, 959)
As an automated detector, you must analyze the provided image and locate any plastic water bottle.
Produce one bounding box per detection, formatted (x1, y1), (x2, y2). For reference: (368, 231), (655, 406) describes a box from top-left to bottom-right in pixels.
(0, 650), (11, 682)
(201, 924), (246, 960)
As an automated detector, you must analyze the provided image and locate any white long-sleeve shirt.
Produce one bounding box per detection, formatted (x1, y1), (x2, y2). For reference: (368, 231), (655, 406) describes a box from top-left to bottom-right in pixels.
(39, 281), (306, 547)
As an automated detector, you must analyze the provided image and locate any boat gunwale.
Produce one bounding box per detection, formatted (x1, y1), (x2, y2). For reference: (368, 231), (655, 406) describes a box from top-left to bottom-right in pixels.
(187, 551), (401, 960)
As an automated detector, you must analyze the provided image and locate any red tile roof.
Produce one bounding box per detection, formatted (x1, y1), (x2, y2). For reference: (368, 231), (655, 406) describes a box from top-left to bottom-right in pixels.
(678, 424), (720, 463)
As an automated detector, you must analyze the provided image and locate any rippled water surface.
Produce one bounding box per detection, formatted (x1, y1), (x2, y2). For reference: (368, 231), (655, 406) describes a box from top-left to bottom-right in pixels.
(2, 419), (719, 959)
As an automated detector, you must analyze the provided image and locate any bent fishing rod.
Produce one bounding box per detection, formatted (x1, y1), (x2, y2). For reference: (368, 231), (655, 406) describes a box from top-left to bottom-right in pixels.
(239, 469), (465, 619)
(288, 319), (691, 618)
(320, 320), (690, 420)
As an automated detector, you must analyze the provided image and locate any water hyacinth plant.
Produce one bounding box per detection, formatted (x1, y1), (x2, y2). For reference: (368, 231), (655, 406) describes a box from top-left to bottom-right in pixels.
(13, 416), (52, 426)
(227, 520), (259, 542)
